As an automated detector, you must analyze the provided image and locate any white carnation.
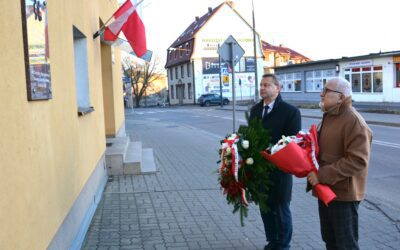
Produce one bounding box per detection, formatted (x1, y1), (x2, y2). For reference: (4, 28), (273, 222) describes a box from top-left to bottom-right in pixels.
(242, 140), (249, 149)
(246, 158), (254, 165)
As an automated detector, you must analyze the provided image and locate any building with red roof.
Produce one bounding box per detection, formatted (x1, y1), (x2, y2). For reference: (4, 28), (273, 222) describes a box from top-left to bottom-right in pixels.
(262, 41), (311, 72)
(165, 1), (264, 105)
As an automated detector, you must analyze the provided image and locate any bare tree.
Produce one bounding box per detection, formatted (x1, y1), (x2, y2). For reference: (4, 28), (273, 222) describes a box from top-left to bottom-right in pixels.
(122, 56), (163, 107)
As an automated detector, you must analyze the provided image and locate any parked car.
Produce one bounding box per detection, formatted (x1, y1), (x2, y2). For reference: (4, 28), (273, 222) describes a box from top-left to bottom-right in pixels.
(198, 94), (229, 106)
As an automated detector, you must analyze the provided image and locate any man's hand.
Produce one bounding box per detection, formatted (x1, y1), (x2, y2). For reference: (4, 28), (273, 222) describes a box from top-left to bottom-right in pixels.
(307, 171), (319, 186)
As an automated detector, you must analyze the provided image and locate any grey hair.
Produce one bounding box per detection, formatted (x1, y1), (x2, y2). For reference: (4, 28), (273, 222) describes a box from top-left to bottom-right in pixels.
(328, 77), (352, 97)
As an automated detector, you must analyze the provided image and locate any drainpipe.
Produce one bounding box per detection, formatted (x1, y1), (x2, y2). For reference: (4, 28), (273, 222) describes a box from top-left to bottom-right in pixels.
(192, 60), (196, 104)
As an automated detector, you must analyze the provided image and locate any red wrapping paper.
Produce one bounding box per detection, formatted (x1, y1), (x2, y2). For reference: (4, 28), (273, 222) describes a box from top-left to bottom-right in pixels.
(261, 125), (336, 206)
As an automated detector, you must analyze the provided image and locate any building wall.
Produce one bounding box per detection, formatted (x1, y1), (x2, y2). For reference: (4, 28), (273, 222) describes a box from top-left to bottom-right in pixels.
(275, 62), (338, 102)
(275, 56), (400, 103)
(167, 4), (264, 105)
(339, 57), (400, 102)
(101, 44), (125, 137)
(193, 5), (263, 102)
(0, 0), (121, 249)
(168, 62), (194, 105)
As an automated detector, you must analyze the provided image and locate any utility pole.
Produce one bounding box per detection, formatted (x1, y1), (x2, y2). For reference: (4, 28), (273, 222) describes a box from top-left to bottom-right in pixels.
(230, 42), (236, 132)
(218, 44), (223, 108)
(252, 0), (259, 103)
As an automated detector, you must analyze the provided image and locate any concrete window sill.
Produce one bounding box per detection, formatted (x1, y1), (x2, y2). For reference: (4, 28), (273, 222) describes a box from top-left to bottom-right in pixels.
(78, 106), (94, 116)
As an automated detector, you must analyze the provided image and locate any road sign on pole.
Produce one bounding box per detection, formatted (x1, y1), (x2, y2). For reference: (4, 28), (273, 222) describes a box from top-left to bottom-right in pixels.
(218, 35), (245, 67)
(218, 35), (245, 132)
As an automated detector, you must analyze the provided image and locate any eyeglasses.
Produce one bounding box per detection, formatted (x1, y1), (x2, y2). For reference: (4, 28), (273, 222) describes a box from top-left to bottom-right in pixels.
(321, 87), (342, 96)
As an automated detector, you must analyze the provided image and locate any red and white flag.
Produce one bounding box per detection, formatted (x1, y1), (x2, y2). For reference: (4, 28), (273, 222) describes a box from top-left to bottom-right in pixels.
(103, 0), (147, 57)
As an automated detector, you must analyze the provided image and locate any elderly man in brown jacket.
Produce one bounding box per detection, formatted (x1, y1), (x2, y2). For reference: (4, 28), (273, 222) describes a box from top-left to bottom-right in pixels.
(307, 77), (372, 250)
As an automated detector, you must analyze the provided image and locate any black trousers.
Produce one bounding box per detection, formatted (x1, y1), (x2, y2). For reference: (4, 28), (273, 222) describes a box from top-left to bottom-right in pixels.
(318, 200), (360, 250)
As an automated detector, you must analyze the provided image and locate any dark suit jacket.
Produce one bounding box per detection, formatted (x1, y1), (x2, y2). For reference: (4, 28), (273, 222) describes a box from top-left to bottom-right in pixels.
(249, 94), (301, 203)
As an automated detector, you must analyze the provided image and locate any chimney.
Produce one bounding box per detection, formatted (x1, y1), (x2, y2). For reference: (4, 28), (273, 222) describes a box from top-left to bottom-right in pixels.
(195, 16), (199, 22)
(208, 7), (212, 14)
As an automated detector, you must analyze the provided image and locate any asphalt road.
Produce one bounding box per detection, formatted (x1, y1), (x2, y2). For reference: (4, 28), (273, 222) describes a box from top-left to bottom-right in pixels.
(127, 106), (400, 223)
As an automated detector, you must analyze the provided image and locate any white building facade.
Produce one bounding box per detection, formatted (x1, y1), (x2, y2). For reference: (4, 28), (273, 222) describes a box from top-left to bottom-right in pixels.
(339, 54), (400, 102)
(274, 52), (400, 104)
(165, 2), (264, 105)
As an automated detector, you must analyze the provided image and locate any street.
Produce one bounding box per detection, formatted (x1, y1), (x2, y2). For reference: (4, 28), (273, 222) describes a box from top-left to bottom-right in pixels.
(83, 105), (400, 249)
(128, 106), (400, 220)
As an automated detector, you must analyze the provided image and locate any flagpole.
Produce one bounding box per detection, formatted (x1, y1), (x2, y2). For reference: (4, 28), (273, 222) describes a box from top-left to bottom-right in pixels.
(93, 0), (145, 39)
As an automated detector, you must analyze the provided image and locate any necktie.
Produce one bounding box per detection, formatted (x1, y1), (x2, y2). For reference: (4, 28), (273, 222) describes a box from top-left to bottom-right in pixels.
(263, 105), (270, 119)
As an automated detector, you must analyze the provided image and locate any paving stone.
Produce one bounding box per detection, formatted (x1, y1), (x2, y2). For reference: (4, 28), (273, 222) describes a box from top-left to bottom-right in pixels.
(82, 112), (400, 250)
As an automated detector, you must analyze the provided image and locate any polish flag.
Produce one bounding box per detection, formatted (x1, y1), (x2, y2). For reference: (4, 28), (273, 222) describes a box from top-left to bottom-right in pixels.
(103, 0), (147, 57)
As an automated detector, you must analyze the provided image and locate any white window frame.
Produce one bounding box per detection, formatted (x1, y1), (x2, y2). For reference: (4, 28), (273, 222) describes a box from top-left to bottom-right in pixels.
(345, 66), (383, 94)
(277, 72), (302, 92)
(305, 69), (335, 92)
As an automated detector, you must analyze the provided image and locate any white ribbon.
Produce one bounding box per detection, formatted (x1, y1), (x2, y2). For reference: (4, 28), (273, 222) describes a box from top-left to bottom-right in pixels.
(233, 143), (240, 182)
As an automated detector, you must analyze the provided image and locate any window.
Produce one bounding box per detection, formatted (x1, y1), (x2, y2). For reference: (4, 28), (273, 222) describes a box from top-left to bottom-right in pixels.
(179, 46), (183, 57)
(170, 85), (174, 99)
(175, 67), (178, 79)
(169, 68), (173, 80)
(183, 84), (185, 99)
(73, 26), (93, 115)
(305, 69), (335, 92)
(373, 72), (383, 92)
(188, 83), (192, 99)
(396, 64), (400, 88)
(187, 63), (191, 77)
(277, 72), (302, 92)
(351, 72), (361, 92)
(181, 65), (184, 78)
(239, 57), (246, 72)
(362, 68), (372, 93)
(346, 66), (382, 93)
(186, 43), (190, 55)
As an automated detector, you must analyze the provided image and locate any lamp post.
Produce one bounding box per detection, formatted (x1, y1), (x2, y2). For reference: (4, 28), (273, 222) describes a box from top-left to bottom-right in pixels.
(252, 0), (259, 103)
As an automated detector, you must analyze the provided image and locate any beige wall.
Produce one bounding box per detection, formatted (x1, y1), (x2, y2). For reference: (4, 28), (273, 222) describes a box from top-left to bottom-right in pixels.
(0, 0), (122, 249)
(101, 43), (124, 137)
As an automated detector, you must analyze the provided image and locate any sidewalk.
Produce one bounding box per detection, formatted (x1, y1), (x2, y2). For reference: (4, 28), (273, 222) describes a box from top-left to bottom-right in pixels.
(216, 105), (400, 127)
(82, 113), (400, 249)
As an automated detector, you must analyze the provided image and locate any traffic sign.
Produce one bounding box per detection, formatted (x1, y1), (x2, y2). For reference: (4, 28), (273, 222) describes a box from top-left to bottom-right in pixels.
(223, 75), (229, 83)
(218, 35), (245, 67)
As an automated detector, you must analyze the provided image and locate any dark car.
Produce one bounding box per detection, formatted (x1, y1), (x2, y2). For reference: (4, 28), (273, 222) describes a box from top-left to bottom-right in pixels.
(198, 94), (229, 107)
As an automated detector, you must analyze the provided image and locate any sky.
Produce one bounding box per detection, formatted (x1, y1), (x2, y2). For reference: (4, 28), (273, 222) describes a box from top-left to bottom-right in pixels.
(125, 0), (399, 66)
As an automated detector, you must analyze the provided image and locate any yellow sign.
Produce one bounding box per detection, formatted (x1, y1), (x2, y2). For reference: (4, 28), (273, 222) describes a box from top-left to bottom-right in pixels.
(394, 56), (400, 63)
(223, 75), (229, 83)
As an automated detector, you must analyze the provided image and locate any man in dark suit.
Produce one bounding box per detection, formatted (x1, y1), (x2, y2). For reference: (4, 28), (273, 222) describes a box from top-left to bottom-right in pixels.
(250, 73), (301, 250)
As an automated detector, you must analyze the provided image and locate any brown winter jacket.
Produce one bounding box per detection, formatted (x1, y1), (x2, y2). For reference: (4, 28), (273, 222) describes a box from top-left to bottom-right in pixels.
(315, 97), (372, 201)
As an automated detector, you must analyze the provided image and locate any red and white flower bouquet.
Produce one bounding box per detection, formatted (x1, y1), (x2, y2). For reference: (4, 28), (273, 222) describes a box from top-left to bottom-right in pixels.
(261, 125), (336, 206)
(218, 119), (275, 226)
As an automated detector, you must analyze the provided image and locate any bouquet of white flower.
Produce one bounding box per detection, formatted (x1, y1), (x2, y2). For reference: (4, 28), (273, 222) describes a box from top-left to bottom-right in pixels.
(261, 125), (336, 206)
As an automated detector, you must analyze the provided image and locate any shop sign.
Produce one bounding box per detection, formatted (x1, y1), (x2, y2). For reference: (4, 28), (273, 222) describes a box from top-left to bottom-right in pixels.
(343, 60), (372, 68)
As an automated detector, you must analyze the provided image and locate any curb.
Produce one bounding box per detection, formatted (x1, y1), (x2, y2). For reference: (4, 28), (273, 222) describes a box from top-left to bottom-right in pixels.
(217, 108), (400, 128)
(301, 115), (400, 128)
